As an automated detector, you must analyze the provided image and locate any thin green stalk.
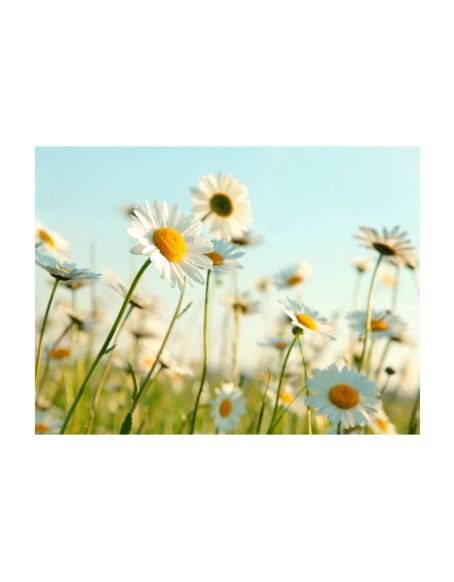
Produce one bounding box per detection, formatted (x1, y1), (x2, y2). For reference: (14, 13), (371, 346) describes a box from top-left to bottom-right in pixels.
(269, 385), (306, 433)
(407, 389), (420, 434)
(256, 370), (272, 434)
(120, 280), (186, 433)
(60, 259), (151, 434)
(36, 321), (73, 406)
(375, 338), (392, 382)
(267, 333), (300, 434)
(190, 271), (211, 434)
(297, 336), (314, 435)
(337, 422), (342, 435)
(35, 278), (60, 380)
(357, 254), (383, 373)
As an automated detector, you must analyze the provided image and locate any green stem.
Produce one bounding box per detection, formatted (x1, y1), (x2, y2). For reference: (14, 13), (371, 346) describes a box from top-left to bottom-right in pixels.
(190, 271), (211, 434)
(407, 389), (420, 434)
(256, 371), (272, 434)
(267, 333), (300, 434)
(60, 259), (151, 434)
(35, 278), (60, 380)
(357, 254), (383, 373)
(122, 280), (187, 429)
(297, 336), (313, 435)
(269, 385), (306, 433)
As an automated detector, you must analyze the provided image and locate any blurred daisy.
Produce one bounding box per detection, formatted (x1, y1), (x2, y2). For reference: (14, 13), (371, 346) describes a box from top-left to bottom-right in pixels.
(351, 257), (373, 273)
(59, 302), (95, 332)
(128, 315), (165, 341)
(266, 382), (305, 417)
(354, 226), (415, 263)
(225, 292), (260, 315)
(370, 409), (397, 434)
(210, 382), (246, 434)
(204, 239), (244, 274)
(254, 276), (273, 293)
(231, 230), (263, 247)
(138, 341), (194, 378)
(127, 200), (213, 290)
(305, 364), (381, 430)
(35, 252), (102, 282)
(59, 277), (98, 291)
(279, 297), (336, 342)
(35, 224), (70, 260)
(386, 251), (419, 270)
(346, 310), (407, 340)
(274, 262), (312, 289)
(35, 410), (62, 434)
(378, 266), (396, 288)
(107, 272), (163, 314)
(191, 173), (252, 241)
(259, 337), (293, 351)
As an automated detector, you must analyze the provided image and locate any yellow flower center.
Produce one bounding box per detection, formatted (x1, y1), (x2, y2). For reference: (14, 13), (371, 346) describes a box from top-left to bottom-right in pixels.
(38, 229), (55, 248)
(35, 423), (49, 433)
(219, 398), (232, 417)
(210, 193), (233, 217)
(372, 242), (396, 256)
(153, 227), (186, 262)
(376, 417), (388, 431)
(287, 275), (303, 286)
(274, 341), (289, 349)
(329, 384), (359, 409)
(371, 319), (388, 332)
(204, 251), (224, 266)
(279, 391), (294, 405)
(51, 348), (71, 359)
(296, 313), (317, 330)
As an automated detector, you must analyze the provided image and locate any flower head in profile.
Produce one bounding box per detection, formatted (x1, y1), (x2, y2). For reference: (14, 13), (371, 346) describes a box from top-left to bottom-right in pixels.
(354, 226), (415, 263)
(35, 252), (102, 282)
(137, 341), (194, 378)
(204, 239), (244, 275)
(191, 173), (252, 241)
(231, 230), (262, 247)
(305, 364), (381, 430)
(58, 302), (95, 332)
(225, 292), (260, 316)
(210, 382), (246, 434)
(259, 337), (293, 351)
(107, 272), (163, 315)
(254, 276), (273, 294)
(127, 200), (213, 291)
(35, 224), (70, 260)
(386, 252), (419, 270)
(274, 262), (312, 289)
(346, 310), (407, 340)
(280, 297), (336, 342)
(351, 257), (373, 273)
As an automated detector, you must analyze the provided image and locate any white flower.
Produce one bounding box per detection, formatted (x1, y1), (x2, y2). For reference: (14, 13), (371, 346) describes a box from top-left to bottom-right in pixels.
(225, 292), (260, 315)
(378, 266), (396, 288)
(35, 224), (70, 260)
(254, 276), (273, 293)
(191, 173), (252, 241)
(346, 310), (407, 340)
(279, 297), (336, 342)
(274, 262), (312, 289)
(305, 364), (381, 430)
(266, 383), (306, 417)
(259, 337), (293, 351)
(354, 226), (416, 263)
(35, 252), (102, 282)
(138, 340), (194, 378)
(209, 382), (246, 434)
(231, 230), (262, 247)
(35, 410), (62, 434)
(204, 239), (244, 275)
(106, 271), (164, 314)
(370, 409), (397, 434)
(351, 257), (373, 273)
(58, 302), (95, 332)
(127, 200), (213, 291)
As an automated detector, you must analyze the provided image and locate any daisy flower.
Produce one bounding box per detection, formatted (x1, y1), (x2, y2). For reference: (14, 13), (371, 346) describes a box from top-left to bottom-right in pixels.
(351, 257), (373, 273)
(209, 382), (246, 434)
(127, 200), (213, 290)
(266, 382), (306, 417)
(274, 262), (312, 289)
(138, 341), (194, 378)
(35, 410), (62, 434)
(279, 297), (336, 342)
(58, 302), (95, 332)
(191, 172), (252, 241)
(370, 409), (397, 435)
(231, 230), (263, 247)
(204, 239), (244, 274)
(35, 252), (102, 282)
(107, 272), (164, 314)
(386, 252), (419, 270)
(225, 292), (260, 315)
(305, 364), (381, 430)
(346, 310), (407, 340)
(354, 226), (416, 263)
(254, 276), (273, 293)
(259, 337), (293, 351)
(35, 223), (70, 260)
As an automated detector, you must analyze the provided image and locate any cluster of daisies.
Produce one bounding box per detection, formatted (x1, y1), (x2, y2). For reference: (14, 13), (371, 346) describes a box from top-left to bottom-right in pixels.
(35, 172), (419, 435)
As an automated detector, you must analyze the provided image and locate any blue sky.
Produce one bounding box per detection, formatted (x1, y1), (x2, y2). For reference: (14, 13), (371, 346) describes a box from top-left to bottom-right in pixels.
(35, 147), (419, 380)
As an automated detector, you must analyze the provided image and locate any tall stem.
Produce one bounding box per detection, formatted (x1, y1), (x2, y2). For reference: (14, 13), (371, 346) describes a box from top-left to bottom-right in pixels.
(357, 254), (383, 373)
(267, 333), (299, 434)
(60, 259), (151, 434)
(391, 265), (400, 313)
(35, 278), (60, 380)
(297, 336), (313, 435)
(190, 271), (211, 434)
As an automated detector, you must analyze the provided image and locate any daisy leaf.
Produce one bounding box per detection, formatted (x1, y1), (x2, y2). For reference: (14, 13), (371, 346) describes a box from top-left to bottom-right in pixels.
(104, 344), (117, 355)
(120, 413), (132, 435)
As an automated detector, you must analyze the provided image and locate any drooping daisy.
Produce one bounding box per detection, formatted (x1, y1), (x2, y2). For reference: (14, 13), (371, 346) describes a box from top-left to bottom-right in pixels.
(370, 409), (397, 435)
(231, 230), (263, 247)
(225, 292), (260, 316)
(127, 200), (213, 290)
(351, 257), (373, 273)
(35, 252), (102, 282)
(354, 226), (416, 263)
(35, 223), (70, 260)
(209, 382), (246, 434)
(259, 337), (293, 351)
(191, 173), (252, 241)
(279, 297), (336, 342)
(346, 310), (407, 340)
(305, 364), (381, 430)
(274, 262), (312, 289)
(107, 272), (164, 315)
(204, 239), (244, 274)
